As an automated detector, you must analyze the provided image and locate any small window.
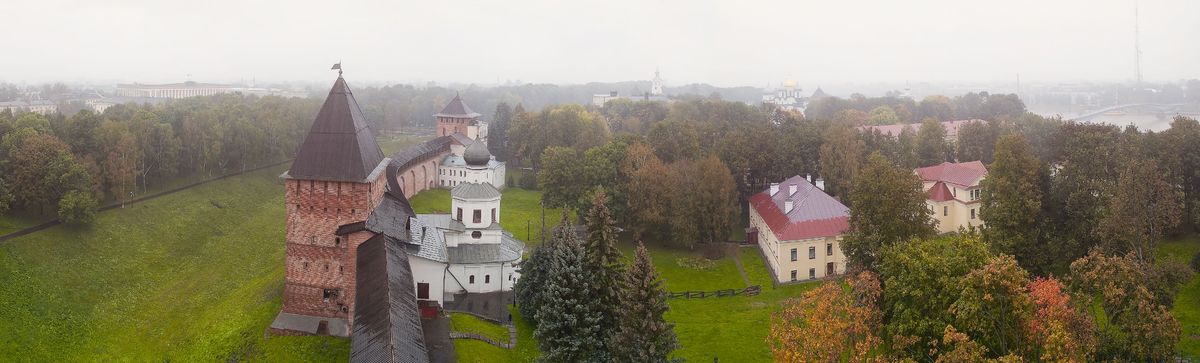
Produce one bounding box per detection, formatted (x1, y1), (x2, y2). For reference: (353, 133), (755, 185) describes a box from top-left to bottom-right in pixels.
(809, 268), (816, 279)
(473, 210), (482, 224)
(335, 237), (341, 247)
(472, 231), (482, 239)
(469, 275), (475, 284)
(303, 261), (309, 269)
(943, 206), (948, 216)
(323, 289), (339, 301)
(491, 208), (497, 224)
(457, 208), (463, 221)
(971, 208), (976, 219)
(826, 243), (833, 256)
(485, 275), (491, 284)
(808, 247), (815, 259)
(339, 266), (343, 274)
(790, 270), (797, 281)
(790, 248), (797, 261)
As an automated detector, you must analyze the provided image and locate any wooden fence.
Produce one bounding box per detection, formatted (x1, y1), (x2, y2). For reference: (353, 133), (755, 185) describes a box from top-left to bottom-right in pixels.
(668, 285), (761, 299)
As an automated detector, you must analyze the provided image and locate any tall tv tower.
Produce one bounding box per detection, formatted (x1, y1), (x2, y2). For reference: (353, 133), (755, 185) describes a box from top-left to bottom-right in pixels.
(1135, 4), (1143, 84)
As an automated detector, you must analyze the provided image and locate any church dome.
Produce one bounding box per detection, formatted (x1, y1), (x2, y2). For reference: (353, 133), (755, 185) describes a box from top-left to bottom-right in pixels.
(464, 140), (491, 166)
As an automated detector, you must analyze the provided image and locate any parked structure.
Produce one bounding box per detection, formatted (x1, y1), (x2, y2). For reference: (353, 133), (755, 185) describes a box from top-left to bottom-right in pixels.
(747, 175), (849, 283)
(915, 161), (988, 233)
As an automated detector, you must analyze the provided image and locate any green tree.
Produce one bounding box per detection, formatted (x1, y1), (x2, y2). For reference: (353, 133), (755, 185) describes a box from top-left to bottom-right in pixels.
(843, 152), (935, 271)
(612, 243), (679, 363)
(1096, 160), (1182, 265)
(538, 146), (583, 209)
(646, 119), (700, 163)
(949, 255), (1033, 358)
(0, 179), (13, 216)
(955, 120), (999, 163)
(981, 134), (1049, 272)
(1069, 250), (1181, 361)
(514, 218), (557, 322)
(583, 189), (624, 344)
(490, 102), (512, 161)
(666, 155), (737, 248)
(868, 106), (899, 125)
(57, 189), (97, 225)
(879, 234), (992, 359)
(7, 133), (94, 214)
(1158, 116), (1200, 229)
(917, 118), (951, 166)
(624, 143), (671, 239)
(818, 125), (864, 198)
(534, 214), (609, 363)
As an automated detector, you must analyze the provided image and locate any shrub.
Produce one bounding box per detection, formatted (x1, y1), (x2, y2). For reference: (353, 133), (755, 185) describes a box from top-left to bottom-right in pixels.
(58, 190), (97, 225)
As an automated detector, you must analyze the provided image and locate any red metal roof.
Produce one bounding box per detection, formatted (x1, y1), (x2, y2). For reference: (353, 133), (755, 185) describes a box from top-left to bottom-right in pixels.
(748, 175), (850, 241)
(915, 161), (987, 187)
(926, 181), (954, 202)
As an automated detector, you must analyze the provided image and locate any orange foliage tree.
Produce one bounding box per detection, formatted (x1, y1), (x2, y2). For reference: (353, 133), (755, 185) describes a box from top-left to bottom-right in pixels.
(769, 272), (883, 362)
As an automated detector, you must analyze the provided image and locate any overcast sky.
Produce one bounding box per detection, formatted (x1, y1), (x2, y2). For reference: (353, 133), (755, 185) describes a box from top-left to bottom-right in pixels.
(1, 0), (1196, 87)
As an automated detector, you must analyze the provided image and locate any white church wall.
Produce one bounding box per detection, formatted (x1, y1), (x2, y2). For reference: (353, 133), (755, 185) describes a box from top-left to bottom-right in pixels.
(409, 255), (449, 306)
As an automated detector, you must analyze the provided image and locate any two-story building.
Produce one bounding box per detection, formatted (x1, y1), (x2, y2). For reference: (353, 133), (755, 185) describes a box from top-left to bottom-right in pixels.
(915, 161), (988, 233)
(748, 175), (849, 283)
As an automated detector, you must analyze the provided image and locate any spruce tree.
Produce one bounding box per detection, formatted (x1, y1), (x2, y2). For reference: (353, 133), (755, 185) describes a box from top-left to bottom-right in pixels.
(534, 214), (608, 362)
(514, 234), (553, 321)
(583, 188), (624, 337)
(612, 243), (679, 363)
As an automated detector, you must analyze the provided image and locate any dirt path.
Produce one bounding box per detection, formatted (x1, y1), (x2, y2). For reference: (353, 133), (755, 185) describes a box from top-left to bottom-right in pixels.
(732, 246), (752, 288)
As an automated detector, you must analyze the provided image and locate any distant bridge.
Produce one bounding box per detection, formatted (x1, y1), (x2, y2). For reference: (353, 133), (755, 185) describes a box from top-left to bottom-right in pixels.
(1069, 103), (1188, 121)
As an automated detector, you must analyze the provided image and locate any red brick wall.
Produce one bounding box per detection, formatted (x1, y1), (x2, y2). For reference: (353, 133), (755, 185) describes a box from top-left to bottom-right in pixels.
(437, 116), (470, 136)
(281, 172), (386, 323)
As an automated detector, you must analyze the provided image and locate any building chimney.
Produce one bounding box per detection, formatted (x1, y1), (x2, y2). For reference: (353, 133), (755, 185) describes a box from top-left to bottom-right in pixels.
(770, 183), (779, 195)
(788, 184), (797, 196)
(785, 199), (794, 213)
(815, 178), (825, 191)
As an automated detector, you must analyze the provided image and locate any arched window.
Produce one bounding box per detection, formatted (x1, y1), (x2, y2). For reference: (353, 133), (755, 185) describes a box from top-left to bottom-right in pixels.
(485, 275), (491, 284)
(469, 275), (475, 284)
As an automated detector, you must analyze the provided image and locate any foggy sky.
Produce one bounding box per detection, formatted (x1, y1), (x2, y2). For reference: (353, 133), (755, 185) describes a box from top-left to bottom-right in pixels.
(1, 0), (1196, 87)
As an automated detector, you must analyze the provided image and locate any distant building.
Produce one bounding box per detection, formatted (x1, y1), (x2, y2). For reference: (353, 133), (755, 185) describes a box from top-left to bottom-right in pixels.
(0, 100), (56, 115)
(650, 69), (664, 96)
(915, 161), (987, 234)
(440, 138), (506, 188)
(115, 81), (234, 99)
(85, 97), (170, 113)
(435, 94), (488, 140)
(592, 91), (623, 107)
(857, 119), (983, 143)
(591, 70), (671, 107)
(748, 175), (849, 283)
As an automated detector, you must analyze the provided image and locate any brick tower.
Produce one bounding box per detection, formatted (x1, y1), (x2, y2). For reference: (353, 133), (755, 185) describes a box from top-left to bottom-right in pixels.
(434, 94), (481, 137)
(271, 74), (389, 336)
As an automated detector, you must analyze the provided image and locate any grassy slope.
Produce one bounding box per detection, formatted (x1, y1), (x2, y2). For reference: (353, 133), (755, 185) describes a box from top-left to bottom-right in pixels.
(450, 313), (509, 342)
(1161, 235), (1200, 358)
(452, 308), (539, 363)
(0, 166), (348, 361)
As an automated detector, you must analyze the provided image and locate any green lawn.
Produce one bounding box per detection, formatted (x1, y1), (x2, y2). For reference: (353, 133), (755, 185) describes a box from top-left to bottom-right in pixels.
(450, 313), (509, 343)
(1161, 235), (1200, 359)
(377, 133), (432, 155)
(0, 165), (348, 361)
(453, 308), (539, 363)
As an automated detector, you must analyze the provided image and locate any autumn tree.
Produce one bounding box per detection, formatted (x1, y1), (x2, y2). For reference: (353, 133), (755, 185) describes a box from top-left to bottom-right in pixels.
(666, 155), (737, 248)
(843, 152), (935, 271)
(818, 125), (864, 198)
(1069, 250), (1181, 361)
(981, 134), (1050, 272)
(949, 255), (1033, 358)
(916, 118), (951, 166)
(7, 133), (94, 215)
(611, 243), (679, 363)
(868, 106), (899, 125)
(1026, 277), (1097, 362)
(624, 143), (671, 239)
(1096, 159), (1182, 265)
(769, 272), (884, 362)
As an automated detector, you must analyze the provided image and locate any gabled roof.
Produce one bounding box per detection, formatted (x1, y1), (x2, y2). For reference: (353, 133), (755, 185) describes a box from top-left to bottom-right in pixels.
(748, 175), (850, 241)
(434, 94), (481, 119)
(915, 161), (987, 187)
(350, 234), (429, 363)
(452, 183), (501, 200)
(927, 181), (954, 202)
(449, 133), (474, 146)
(288, 76), (385, 182)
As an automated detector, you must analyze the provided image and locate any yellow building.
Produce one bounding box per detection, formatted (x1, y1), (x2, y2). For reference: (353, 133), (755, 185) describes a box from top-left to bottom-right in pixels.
(747, 175), (850, 283)
(916, 161), (988, 234)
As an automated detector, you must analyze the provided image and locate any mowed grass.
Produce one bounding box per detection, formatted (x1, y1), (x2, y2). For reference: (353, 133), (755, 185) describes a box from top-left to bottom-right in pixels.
(409, 187), (568, 246)
(453, 308), (539, 363)
(450, 313), (509, 343)
(0, 166), (349, 361)
(377, 133), (433, 155)
(1161, 234), (1200, 359)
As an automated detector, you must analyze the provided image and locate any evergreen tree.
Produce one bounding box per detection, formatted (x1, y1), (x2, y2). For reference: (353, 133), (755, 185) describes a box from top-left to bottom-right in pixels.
(534, 213), (608, 362)
(842, 152), (936, 272)
(490, 102), (512, 161)
(514, 231), (554, 321)
(583, 189), (624, 339)
(612, 243), (679, 363)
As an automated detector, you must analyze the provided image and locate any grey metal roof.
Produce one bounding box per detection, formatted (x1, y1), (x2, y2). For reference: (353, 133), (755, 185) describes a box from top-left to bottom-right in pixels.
(441, 154), (503, 169)
(450, 133), (474, 146)
(390, 136), (453, 173)
(446, 233), (525, 264)
(463, 140), (492, 166)
(433, 94), (481, 119)
(451, 183), (501, 200)
(351, 234), (430, 363)
(407, 216), (449, 263)
(288, 76), (386, 182)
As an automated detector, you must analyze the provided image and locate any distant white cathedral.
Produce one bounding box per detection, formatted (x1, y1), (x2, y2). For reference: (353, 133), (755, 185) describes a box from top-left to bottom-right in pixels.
(651, 69), (664, 96)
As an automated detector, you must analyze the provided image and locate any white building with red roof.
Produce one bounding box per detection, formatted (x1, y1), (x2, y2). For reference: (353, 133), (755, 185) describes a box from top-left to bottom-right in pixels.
(915, 161), (988, 233)
(747, 175), (849, 283)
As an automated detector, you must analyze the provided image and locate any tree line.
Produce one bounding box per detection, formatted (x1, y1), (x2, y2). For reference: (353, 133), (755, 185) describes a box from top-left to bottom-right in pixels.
(0, 94), (320, 224)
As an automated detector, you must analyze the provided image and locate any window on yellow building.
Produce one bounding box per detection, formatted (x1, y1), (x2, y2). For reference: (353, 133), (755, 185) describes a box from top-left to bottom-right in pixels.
(943, 206), (948, 216)
(809, 247), (815, 259)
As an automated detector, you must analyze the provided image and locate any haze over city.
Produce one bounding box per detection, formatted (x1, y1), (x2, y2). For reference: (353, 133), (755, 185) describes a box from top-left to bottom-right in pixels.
(2, 0), (1197, 86)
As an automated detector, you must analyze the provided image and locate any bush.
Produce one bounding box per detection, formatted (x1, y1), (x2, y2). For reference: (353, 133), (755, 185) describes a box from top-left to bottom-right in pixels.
(58, 190), (97, 225)
(1192, 252), (1200, 273)
(519, 170), (538, 190)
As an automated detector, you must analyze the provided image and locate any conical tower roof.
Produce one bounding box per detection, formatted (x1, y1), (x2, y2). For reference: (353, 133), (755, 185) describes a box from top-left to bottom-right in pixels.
(434, 94), (481, 118)
(287, 76), (385, 182)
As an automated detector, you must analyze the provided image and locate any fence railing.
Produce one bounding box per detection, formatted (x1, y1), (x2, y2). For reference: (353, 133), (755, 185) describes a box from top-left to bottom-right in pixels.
(668, 285), (761, 299)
